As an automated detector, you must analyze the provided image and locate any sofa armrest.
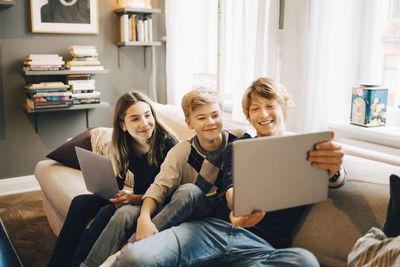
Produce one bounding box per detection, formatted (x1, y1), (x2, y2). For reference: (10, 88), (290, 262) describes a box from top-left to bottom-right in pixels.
(35, 160), (89, 221)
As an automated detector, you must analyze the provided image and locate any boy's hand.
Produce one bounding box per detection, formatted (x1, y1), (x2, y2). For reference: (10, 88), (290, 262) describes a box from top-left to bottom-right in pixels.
(136, 215), (159, 241)
(109, 191), (142, 208)
(308, 135), (344, 178)
(229, 210), (265, 228)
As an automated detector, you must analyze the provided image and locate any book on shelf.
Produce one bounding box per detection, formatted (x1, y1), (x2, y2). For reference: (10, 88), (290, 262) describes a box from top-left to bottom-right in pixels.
(72, 91), (101, 99)
(120, 14), (129, 42)
(131, 15), (137, 41)
(68, 66), (104, 71)
(66, 74), (92, 80)
(66, 60), (101, 67)
(25, 88), (69, 93)
(72, 56), (99, 61)
(68, 79), (96, 90)
(26, 54), (62, 60)
(73, 98), (101, 105)
(26, 98), (73, 110)
(23, 66), (65, 71)
(26, 91), (72, 98)
(24, 60), (65, 65)
(72, 89), (94, 94)
(25, 82), (69, 89)
(144, 19), (149, 42)
(69, 45), (98, 57)
(148, 18), (152, 42)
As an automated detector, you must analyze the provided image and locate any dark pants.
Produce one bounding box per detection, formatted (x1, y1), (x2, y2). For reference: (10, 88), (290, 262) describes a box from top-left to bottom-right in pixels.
(47, 194), (116, 267)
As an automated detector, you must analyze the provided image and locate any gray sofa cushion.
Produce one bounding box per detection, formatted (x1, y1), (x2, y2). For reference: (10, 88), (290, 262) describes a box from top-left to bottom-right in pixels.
(293, 180), (389, 267)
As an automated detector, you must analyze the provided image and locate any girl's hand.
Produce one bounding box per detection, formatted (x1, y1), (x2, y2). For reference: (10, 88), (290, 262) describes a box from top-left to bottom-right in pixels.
(136, 215), (159, 241)
(109, 191), (143, 208)
(229, 210), (265, 228)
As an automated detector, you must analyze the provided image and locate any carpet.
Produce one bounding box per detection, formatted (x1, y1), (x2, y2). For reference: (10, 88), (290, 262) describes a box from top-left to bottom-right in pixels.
(0, 191), (56, 267)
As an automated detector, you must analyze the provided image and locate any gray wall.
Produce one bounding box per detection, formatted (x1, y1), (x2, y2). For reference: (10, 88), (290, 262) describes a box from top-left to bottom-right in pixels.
(0, 0), (167, 179)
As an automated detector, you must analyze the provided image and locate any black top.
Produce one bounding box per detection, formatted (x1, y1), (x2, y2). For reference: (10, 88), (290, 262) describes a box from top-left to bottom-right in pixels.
(222, 133), (306, 249)
(118, 135), (176, 194)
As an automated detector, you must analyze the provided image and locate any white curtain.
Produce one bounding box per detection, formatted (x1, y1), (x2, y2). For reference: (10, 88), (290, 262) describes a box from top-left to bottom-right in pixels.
(219, 0), (277, 121)
(282, 0), (383, 132)
(165, 0), (217, 106)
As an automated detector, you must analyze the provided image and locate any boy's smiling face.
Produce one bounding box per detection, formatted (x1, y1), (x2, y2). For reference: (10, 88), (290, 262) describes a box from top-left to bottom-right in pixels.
(248, 92), (285, 137)
(185, 102), (223, 150)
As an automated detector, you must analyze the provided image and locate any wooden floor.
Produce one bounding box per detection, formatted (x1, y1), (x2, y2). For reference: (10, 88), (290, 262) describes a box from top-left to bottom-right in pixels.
(0, 191), (57, 267)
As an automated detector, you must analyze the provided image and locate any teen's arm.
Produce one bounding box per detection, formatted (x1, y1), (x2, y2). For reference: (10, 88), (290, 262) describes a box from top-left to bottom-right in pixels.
(135, 143), (186, 240)
(136, 197), (159, 241)
(141, 143), (185, 207)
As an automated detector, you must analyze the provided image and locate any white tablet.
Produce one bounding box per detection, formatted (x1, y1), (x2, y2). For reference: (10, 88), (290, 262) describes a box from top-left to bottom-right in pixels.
(233, 131), (332, 216)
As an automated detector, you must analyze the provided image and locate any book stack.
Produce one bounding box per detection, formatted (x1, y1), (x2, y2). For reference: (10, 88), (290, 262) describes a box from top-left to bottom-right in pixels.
(66, 74), (101, 104)
(66, 46), (104, 71)
(23, 54), (64, 71)
(120, 14), (152, 43)
(24, 82), (73, 109)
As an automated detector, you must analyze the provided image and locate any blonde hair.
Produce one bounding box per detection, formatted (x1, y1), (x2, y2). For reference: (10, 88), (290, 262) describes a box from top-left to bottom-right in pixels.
(111, 91), (173, 177)
(181, 87), (220, 118)
(242, 78), (294, 120)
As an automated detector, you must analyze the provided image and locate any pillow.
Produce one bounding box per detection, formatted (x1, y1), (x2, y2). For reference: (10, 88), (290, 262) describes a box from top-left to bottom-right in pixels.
(47, 128), (93, 169)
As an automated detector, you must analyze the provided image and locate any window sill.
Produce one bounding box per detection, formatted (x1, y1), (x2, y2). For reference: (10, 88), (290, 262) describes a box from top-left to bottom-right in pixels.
(328, 122), (400, 149)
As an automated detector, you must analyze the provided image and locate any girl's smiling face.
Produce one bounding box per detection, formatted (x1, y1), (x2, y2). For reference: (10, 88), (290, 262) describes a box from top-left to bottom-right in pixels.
(121, 101), (155, 142)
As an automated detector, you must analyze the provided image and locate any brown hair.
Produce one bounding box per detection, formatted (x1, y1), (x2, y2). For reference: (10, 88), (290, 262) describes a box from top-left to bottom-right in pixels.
(242, 78), (294, 120)
(181, 87), (220, 118)
(111, 91), (171, 177)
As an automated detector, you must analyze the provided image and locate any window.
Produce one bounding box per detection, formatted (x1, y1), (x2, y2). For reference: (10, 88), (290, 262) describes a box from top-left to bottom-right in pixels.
(383, 0), (400, 112)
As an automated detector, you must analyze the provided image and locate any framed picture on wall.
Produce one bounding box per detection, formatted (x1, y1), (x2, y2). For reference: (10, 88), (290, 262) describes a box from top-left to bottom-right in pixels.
(30, 0), (99, 34)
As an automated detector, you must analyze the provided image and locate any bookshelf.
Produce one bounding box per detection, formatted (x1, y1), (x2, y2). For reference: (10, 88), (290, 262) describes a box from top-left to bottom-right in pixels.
(22, 69), (110, 133)
(114, 7), (161, 47)
(0, 1), (15, 7)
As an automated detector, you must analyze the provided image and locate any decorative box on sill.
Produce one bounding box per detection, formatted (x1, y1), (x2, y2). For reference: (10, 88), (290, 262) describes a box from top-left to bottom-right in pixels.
(350, 84), (388, 127)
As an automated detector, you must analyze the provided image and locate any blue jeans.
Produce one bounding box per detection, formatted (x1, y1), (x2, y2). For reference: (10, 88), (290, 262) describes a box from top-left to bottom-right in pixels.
(83, 184), (216, 267)
(47, 194), (116, 267)
(113, 217), (319, 267)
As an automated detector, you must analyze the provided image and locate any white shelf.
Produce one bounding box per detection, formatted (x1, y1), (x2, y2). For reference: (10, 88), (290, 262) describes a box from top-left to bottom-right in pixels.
(23, 69), (109, 75)
(114, 7), (161, 14)
(117, 41), (161, 47)
(23, 101), (110, 113)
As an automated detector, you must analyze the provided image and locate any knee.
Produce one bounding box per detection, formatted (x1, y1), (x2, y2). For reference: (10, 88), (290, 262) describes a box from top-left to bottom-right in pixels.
(113, 206), (134, 220)
(115, 244), (157, 267)
(174, 183), (203, 199)
(69, 194), (91, 212)
(289, 248), (319, 267)
(71, 194), (88, 205)
(112, 206), (140, 224)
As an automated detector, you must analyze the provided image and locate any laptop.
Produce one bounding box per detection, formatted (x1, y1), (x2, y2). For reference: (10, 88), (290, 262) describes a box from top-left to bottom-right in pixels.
(233, 131), (332, 216)
(75, 146), (119, 200)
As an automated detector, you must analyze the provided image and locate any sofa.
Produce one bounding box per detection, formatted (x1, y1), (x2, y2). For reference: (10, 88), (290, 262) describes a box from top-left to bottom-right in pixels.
(34, 102), (400, 267)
